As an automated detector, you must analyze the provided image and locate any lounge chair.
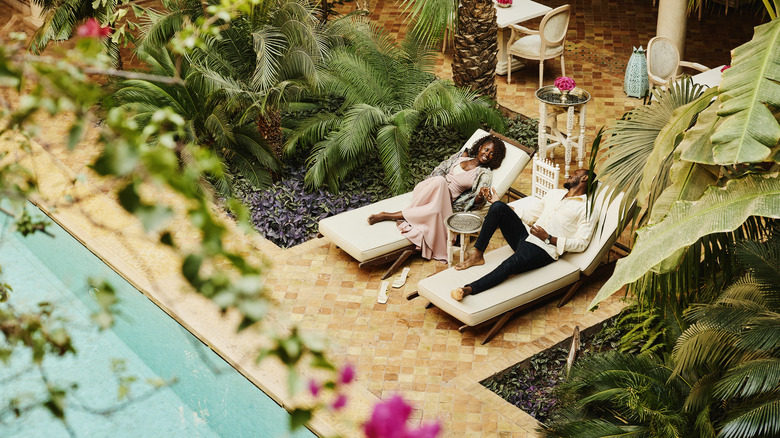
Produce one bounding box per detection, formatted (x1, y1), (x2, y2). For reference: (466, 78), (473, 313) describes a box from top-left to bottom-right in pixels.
(410, 183), (632, 344)
(318, 129), (534, 279)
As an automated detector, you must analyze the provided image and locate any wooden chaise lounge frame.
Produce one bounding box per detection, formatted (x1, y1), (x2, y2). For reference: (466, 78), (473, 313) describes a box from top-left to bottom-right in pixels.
(407, 183), (634, 344)
(318, 129), (535, 279)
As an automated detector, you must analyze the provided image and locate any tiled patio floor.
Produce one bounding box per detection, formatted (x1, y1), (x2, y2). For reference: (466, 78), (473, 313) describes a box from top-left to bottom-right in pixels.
(0, 1), (766, 436)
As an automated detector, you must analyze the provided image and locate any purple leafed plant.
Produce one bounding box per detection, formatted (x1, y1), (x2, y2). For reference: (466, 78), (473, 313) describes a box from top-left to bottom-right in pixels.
(241, 166), (375, 248)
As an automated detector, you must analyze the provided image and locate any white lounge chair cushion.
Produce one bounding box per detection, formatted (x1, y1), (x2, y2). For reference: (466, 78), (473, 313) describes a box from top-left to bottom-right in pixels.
(418, 246), (580, 326)
(319, 192), (413, 262)
(318, 129), (532, 263)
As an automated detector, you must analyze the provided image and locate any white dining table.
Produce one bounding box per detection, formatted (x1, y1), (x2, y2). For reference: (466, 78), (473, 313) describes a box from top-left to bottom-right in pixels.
(494, 0), (552, 75)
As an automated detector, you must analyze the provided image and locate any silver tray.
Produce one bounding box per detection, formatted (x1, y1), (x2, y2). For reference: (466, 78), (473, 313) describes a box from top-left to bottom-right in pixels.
(535, 85), (591, 106)
(445, 212), (483, 234)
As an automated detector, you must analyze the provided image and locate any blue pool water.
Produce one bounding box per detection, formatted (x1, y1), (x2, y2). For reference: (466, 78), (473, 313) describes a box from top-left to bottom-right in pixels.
(0, 205), (315, 437)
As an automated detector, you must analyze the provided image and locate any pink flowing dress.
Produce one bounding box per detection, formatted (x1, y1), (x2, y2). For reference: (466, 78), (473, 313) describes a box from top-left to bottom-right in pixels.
(397, 157), (479, 261)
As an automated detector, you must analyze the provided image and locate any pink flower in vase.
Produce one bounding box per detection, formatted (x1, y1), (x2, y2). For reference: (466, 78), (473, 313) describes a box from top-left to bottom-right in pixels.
(496, 0), (513, 6)
(554, 76), (576, 91)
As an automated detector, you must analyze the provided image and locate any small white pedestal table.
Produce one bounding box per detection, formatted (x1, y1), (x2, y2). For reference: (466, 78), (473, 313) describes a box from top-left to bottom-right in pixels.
(445, 212), (484, 267)
(535, 86), (591, 178)
(494, 0), (552, 75)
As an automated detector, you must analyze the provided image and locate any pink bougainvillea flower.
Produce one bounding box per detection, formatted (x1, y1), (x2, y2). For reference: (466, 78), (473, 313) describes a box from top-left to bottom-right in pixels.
(339, 363), (356, 385)
(721, 65), (731, 73)
(77, 18), (112, 38)
(554, 76), (576, 91)
(332, 393), (348, 411)
(363, 395), (412, 438)
(308, 379), (321, 398)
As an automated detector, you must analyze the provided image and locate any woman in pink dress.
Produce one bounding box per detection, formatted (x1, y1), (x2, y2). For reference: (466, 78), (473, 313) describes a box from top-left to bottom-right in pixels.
(367, 135), (507, 261)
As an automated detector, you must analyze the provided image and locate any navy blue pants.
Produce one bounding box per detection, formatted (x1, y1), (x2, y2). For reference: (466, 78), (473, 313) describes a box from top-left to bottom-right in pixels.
(467, 201), (554, 294)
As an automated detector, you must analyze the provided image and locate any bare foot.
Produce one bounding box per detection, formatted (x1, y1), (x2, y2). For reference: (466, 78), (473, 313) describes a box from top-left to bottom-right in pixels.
(451, 286), (472, 301)
(454, 254), (485, 271)
(367, 212), (387, 225)
(368, 211), (404, 225)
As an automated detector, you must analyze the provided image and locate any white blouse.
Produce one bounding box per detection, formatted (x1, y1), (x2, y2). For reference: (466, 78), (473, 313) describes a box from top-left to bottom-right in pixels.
(515, 189), (599, 260)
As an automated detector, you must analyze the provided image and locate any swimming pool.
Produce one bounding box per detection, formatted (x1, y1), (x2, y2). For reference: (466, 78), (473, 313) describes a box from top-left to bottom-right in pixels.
(0, 204), (315, 437)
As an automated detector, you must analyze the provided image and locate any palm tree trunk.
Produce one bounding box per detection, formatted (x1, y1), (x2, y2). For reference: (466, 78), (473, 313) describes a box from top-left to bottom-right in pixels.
(452, 0), (498, 100)
(256, 108), (283, 160)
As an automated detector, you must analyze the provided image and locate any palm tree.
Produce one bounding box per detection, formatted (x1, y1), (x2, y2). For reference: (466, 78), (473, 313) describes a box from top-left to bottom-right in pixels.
(139, 0), (330, 159)
(112, 0), (331, 194)
(400, 0), (498, 99)
(284, 17), (505, 194)
(540, 351), (697, 438)
(673, 232), (780, 438)
(113, 43), (282, 194)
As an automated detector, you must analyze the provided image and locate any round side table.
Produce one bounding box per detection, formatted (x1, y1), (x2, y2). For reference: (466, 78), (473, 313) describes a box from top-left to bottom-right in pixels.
(444, 212), (484, 267)
(535, 86), (591, 178)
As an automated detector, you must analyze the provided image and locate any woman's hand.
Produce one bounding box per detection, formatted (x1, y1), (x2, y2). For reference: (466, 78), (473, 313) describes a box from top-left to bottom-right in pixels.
(475, 187), (500, 204)
(487, 187), (500, 203)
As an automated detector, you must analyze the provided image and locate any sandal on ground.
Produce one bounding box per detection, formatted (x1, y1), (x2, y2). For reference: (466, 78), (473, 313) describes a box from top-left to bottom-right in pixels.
(377, 281), (390, 304)
(392, 267), (411, 288)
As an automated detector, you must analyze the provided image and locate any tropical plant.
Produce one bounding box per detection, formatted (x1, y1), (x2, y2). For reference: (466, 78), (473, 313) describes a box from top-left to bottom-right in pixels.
(143, 0), (330, 156)
(540, 351), (695, 437)
(673, 232), (780, 438)
(505, 116), (539, 152)
(400, 0), (498, 99)
(29, 0), (140, 67)
(113, 0), (331, 193)
(590, 16), (780, 309)
(112, 43), (282, 194)
(285, 17), (505, 194)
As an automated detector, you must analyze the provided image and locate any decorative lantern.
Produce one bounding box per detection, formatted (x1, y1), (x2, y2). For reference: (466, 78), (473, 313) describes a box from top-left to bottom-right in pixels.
(624, 46), (649, 98)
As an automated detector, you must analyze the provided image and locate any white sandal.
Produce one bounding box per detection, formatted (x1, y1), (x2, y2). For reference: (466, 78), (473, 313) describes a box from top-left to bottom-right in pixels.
(377, 281), (389, 304)
(392, 267), (410, 288)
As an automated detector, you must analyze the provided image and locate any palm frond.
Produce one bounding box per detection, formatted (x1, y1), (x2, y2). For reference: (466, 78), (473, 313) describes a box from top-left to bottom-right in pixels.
(596, 81), (710, 212)
(397, 0), (456, 47)
(719, 399), (780, 438)
(283, 112), (342, 157)
(228, 148), (273, 190)
(376, 117), (415, 193)
(713, 358), (780, 400)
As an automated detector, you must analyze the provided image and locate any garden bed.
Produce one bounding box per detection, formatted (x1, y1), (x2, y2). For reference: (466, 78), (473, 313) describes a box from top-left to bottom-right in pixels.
(480, 316), (622, 423)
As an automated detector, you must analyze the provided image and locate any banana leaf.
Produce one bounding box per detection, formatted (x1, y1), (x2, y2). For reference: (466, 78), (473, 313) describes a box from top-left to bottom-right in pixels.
(590, 173), (780, 309)
(712, 19), (780, 164)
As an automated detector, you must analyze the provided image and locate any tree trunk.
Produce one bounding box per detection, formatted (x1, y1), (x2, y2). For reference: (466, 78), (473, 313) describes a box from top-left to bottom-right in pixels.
(256, 108), (284, 160)
(452, 0), (498, 100)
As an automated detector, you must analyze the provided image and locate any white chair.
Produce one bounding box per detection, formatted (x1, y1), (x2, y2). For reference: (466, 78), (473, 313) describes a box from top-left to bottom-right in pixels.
(646, 36), (710, 88)
(507, 5), (571, 88)
(531, 156), (560, 199)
